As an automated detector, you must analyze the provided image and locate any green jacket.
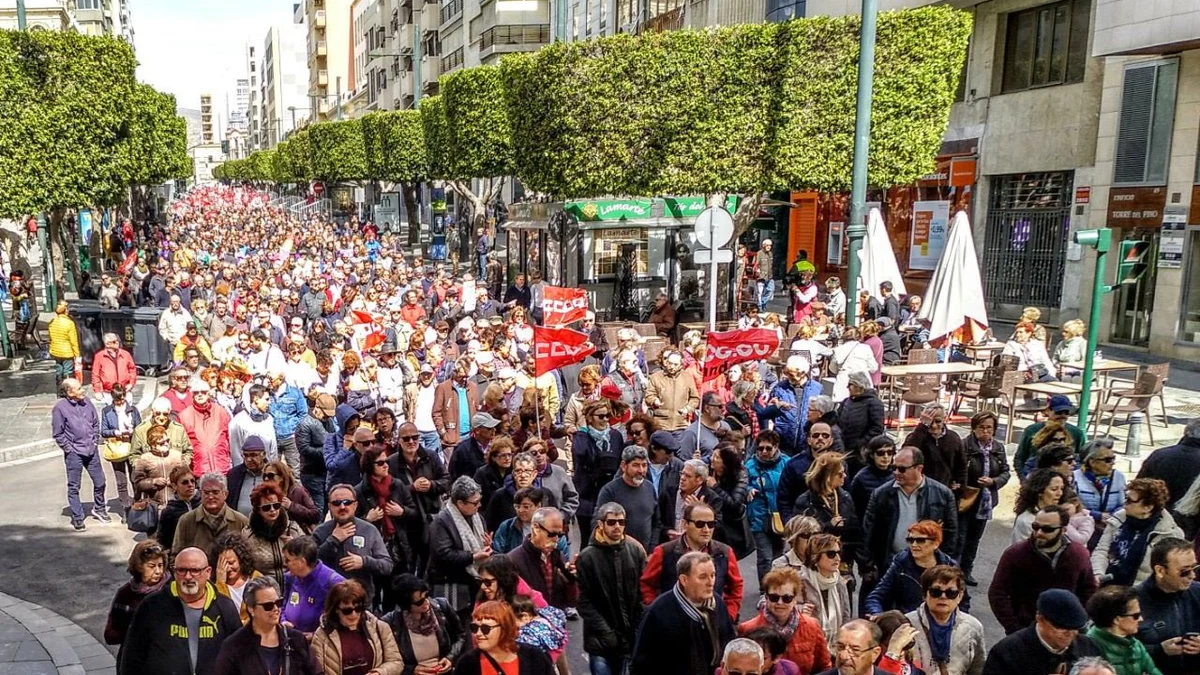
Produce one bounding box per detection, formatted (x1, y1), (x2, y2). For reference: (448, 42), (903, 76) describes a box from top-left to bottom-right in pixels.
(1014, 420), (1085, 479)
(1086, 625), (1163, 675)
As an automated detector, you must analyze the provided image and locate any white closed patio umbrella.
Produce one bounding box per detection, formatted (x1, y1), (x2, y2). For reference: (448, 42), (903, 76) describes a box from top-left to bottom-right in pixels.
(918, 210), (989, 344)
(857, 207), (907, 301)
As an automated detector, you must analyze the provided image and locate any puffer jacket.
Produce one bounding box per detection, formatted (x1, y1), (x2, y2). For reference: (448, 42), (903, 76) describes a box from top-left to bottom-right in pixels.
(644, 370), (699, 431)
(296, 412), (332, 479)
(837, 389), (885, 454)
(1085, 625), (1163, 675)
(905, 608), (987, 675)
(1075, 468), (1127, 520)
(768, 377), (823, 455)
(1092, 509), (1184, 585)
(310, 613), (403, 675)
(242, 514), (304, 589)
(745, 453), (786, 534)
(131, 449), (187, 505)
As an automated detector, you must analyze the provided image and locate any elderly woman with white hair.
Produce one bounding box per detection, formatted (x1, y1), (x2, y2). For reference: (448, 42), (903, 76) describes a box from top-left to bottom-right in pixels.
(838, 370), (885, 470)
(830, 326), (878, 401)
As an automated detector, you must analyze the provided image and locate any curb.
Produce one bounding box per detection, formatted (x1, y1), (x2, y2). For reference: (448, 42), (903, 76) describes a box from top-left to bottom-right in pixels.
(0, 591), (115, 675)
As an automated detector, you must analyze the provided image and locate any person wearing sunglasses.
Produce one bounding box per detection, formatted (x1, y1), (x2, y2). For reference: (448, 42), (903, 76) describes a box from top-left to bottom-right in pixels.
(573, 399), (627, 537)
(737, 567), (832, 673)
(212, 576), (321, 675)
(957, 411), (1011, 588)
(1083, 585), (1159, 675)
(984, 589), (1101, 675)
(574, 501), (647, 675)
(1074, 439), (1126, 533)
(262, 459), (321, 533)
(242, 482), (304, 589)
(507, 507), (578, 616)
(380, 574), (464, 675)
(1134, 536), (1200, 675)
(456, 601), (555, 675)
(851, 436), (897, 524)
(1013, 395), (1085, 481)
(104, 540), (170, 646)
(1011, 468), (1071, 545)
(311, 579), (404, 675)
(632, 551), (736, 675)
(641, 502), (744, 623)
(353, 446), (419, 601)
(900, 402), (966, 500)
(1092, 478), (1182, 588)
(800, 533), (852, 651)
(157, 465), (200, 552)
(898, 565), (984, 675)
(131, 424), (188, 513)
(865, 520), (964, 618)
(989, 504), (1097, 635)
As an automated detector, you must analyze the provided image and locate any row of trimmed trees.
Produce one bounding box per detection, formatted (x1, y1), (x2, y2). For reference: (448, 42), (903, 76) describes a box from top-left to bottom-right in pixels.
(216, 6), (972, 239)
(0, 29), (191, 285)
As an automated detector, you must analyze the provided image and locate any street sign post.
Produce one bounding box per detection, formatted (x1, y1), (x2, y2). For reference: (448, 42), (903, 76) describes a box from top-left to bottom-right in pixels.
(694, 206), (734, 332)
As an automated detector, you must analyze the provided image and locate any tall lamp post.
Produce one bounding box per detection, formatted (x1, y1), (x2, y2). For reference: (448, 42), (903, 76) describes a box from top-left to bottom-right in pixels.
(843, 0), (878, 327)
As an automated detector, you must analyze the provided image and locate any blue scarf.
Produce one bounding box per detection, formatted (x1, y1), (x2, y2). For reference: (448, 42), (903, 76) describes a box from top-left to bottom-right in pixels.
(1107, 511), (1160, 586)
(923, 606), (955, 665)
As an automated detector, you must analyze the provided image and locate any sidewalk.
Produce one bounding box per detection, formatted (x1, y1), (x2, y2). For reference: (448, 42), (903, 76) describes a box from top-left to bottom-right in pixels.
(0, 592), (114, 675)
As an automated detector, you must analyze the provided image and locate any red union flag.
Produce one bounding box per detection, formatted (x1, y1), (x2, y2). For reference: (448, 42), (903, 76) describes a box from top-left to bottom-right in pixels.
(702, 328), (780, 381)
(542, 286), (589, 327)
(533, 326), (593, 376)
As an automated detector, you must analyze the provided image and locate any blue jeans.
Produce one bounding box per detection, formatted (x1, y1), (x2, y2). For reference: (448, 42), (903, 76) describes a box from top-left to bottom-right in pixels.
(54, 358), (74, 391)
(478, 253), (488, 278)
(418, 431), (442, 457)
(752, 530), (783, 585)
(757, 279), (775, 312)
(589, 654), (627, 675)
(301, 474), (327, 517)
(64, 451), (107, 522)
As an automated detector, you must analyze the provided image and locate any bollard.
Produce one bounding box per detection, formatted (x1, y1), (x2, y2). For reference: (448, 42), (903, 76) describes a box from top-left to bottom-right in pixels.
(1125, 411), (1144, 458)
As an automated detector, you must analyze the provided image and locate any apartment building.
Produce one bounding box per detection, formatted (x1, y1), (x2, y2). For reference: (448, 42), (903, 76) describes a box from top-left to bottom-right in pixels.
(299, 0), (354, 121)
(262, 23), (311, 146)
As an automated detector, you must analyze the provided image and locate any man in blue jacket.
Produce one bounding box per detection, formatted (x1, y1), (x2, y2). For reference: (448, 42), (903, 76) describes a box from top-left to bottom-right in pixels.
(631, 551), (734, 675)
(767, 355), (822, 457)
(268, 369), (309, 474)
(53, 377), (107, 531)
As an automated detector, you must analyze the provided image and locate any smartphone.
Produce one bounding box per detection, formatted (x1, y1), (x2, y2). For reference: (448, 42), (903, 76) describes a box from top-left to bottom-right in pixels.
(1183, 632), (1200, 640)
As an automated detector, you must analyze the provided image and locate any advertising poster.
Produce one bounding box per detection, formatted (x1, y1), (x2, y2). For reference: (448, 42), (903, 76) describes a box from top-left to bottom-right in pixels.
(909, 201), (950, 270)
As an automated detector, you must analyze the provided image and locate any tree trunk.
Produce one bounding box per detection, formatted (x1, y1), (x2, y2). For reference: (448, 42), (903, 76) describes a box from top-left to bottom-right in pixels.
(402, 182), (421, 248)
(49, 208), (71, 301)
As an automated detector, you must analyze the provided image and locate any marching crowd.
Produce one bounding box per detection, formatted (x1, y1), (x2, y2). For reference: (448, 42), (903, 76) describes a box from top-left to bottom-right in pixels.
(41, 186), (1200, 675)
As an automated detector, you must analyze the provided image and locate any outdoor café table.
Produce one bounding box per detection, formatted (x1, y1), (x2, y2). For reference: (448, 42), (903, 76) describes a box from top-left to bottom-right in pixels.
(962, 342), (1006, 365)
(1058, 359), (1142, 389)
(880, 362), (986, 420)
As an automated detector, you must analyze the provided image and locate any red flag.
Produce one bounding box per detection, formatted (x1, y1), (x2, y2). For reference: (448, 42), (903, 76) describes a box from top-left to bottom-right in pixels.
(701, 328), (780, 382)
(362, 330), (387, 351)
(348, 309), (375, 325)
(117, 253), (137, 275)
(542, 286), (588, 327)
(533, 326), (592, 376)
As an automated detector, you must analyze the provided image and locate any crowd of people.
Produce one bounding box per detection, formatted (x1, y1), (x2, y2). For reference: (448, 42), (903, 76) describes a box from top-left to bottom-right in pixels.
(40, 186), (1200, 675)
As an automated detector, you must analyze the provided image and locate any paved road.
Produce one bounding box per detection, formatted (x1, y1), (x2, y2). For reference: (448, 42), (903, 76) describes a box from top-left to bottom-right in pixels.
(0, 450), (1018, 673)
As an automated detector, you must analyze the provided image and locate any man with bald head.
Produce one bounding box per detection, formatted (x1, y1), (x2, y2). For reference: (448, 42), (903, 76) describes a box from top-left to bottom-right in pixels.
(118, 547), (241, 675)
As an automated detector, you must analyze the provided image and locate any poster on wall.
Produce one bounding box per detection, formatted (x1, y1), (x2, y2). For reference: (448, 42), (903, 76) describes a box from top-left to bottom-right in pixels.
(909, 201), (950, 270)
(1159, 206), (1187, 269)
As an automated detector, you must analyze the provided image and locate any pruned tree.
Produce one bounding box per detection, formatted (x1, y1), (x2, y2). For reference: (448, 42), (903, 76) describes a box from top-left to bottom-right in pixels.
(362, 109), (427, 244)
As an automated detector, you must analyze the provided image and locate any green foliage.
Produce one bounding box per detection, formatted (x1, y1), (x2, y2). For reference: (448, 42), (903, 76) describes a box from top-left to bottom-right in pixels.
(362, 110), (426, 183)
(500, 6), (970, 197)
(121, 84), (191, 187)
(284, 128), (313, 183)
(271, 141), (293, 183)
(436, 66), (512, 180)
(308, 119), (367, 182)
(420, 96), (450, 180)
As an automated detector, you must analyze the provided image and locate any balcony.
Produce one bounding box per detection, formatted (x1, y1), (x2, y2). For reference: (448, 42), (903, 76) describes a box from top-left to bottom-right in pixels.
(317, 70), (328, 86)
(439, 0), (463, 26)
(314, 9), (326, 27)
(316, 39), (327, 56)
(422, 56), (442, 87)
(479, 24), (549, 58)
(441, 47), (464, 73)
(395, 23), (414, 52)
(420, 7), (440, 33)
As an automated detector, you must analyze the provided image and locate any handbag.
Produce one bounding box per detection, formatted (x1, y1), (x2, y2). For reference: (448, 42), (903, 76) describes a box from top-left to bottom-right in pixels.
(127, 499), (159, 533)
(102, 439), (132, 462)
(957, 486), (982, 513)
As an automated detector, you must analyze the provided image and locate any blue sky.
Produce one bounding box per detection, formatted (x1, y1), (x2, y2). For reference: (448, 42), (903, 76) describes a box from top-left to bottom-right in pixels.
(133, 0), (297, 114)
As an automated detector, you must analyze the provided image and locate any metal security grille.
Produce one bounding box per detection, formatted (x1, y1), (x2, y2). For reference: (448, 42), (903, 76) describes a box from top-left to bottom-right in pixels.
(984, 172), (1073, 310)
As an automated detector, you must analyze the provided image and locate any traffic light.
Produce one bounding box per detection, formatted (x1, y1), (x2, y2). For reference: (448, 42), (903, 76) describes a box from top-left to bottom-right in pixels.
(1117, 240), (1151, 285)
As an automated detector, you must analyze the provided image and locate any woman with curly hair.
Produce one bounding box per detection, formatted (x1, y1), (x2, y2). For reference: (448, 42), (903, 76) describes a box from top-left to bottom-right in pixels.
(1010, 468), (1068, 543)
(212, 530), (262, 621)
(1092, 477), (1183, 586)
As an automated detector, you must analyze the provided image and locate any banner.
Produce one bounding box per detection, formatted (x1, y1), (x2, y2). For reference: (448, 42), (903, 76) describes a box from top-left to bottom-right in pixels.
(909, 200), (950, 271)
(542, 286), (588, 327)
(701, 328), (780, 382)
(533, 326), (593, 376)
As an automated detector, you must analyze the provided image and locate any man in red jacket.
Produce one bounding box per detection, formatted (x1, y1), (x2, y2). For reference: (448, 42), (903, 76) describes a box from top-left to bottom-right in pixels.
(91, 333), (137, 403)
(639, 502), (743, 622)
(988, 504), (1097, 634)
(177, 380), (232, 475)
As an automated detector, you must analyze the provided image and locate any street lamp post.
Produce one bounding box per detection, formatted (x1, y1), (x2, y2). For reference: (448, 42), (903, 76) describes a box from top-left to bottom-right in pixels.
(844, 0), (878, 327)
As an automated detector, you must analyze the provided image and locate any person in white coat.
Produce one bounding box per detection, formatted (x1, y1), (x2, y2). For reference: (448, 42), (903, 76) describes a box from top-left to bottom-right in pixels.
(830, 326), (879, 401)
(904, 565), (986, 675)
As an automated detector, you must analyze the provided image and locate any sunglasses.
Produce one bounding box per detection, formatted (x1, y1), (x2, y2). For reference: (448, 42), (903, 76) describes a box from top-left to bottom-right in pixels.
(757, 445), (776, 453)
(603, 518), (626, 527)
(259, 502), (283, 512)
(400, 435), (419, 442)
(874, 449), (896, 457)
(479, 577), (498, 587)
(893, 465), (917, 473)
(927, 587), (961, 600)
(766, 593), (795, 603)
(177, 478), (196, 486)
(810, 432), (832, 439)
(469, 622), (499, 636)
(263, 473), (279, 481)
(256, 599), (284, 611)
(821, 550), (842, 559)
(338, 604), (366, 616)
(687, 520), (717, 529)
(374, 459), (389, 467)
(537, 524), (566, 539)
(1030, 524), (1063, 533)
(1119, 611), (1143, 620)
(330, 499), (357, 507)
(906, 536), (932, 545)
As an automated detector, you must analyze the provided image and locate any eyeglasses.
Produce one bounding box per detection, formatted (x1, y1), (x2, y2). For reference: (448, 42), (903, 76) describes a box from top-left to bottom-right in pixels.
(479, 577), (498, 587)
(174, 566), (208, 576)
(810, 432), (831, 439)
(766, 593), (795, 603)
(177, 478), (196, 486)
(330, 499), (357, 507)
(201, 489), (224, 496)
(470, 622), (499, 636)
(927, 587), (961, 600)
(263, 473), (279, 481)
(874, 449), (896, 457)
(592, 411), (611, 418)
(756, 445), (776, 453)
(514, 468), (537, 475)
(893, 465), (917, 473)
(1119, 611), (1143, 620)
(687, 519), (717, 529)
(464, 498), (483, 507)
(259, 502), (283, 512)
(400, 435), (419, 442)
(536, 524), (566, 539)
(338, 604), (366, 616)
(1030, 524), (1063, 533)
(821, 550), (842, 559)
(835, 643), (872, 657)
(256, 599), (284, 612)
(630, 427), (648, 436)
(603, 518), (626, 527)
(1124, 496), (1142, 505)
(906, 536), (932, 545)
(374, 459), (389, 467)
(1093, 456), (1116, 464)
(1179, 565), (1199, 578)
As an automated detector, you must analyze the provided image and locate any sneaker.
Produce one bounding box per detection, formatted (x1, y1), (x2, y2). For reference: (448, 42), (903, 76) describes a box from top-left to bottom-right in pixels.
(92, 510), (112, 524)
(565, 607), (579, 621)
(71, 519), (85, 531)
(965, 574), (979, 587)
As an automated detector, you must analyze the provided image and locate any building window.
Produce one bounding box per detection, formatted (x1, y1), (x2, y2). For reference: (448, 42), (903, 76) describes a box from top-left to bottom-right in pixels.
(1114, 59), (1178, 186)
(441, 47), (464, 73)
(76, 0), (102, 9)
(440, 0), (463, 24)
(1179, 233), (1200, 344)
(479, 24), (550, 50)
(765, 0), (805, 23)
(999, 0), (1089, 94)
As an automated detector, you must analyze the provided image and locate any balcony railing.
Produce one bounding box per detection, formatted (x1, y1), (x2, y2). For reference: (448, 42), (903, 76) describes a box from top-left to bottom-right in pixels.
(440, 0), (463, 25)
(441, 47), (464, 73)
(479, 24), (550, 50)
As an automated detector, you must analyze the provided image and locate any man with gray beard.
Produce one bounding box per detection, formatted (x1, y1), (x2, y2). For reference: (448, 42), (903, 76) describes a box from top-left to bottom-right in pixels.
(596, 446), (660, 548)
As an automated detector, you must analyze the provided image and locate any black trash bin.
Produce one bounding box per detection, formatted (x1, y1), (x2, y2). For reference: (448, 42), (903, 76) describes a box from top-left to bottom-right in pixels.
(131, 307), (171, 374)
(68, 299), (103, 367)
(99, 308), (135, 356)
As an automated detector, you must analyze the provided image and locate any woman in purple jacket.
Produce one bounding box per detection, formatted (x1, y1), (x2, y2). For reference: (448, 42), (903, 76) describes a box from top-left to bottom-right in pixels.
(280, 535), (345, 636)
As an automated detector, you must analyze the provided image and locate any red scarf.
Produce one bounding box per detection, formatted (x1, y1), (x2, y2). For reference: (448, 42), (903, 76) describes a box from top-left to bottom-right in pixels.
(370, 475), (395, 538)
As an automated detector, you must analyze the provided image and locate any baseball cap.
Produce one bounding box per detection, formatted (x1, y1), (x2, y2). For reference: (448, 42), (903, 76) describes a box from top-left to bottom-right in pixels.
(471, 412), (501, 430)
(315, 393), (337, 417)
(1048, 395), (1074, 413)
(649, 430), (680, 453)
(420, 364), (434, 375)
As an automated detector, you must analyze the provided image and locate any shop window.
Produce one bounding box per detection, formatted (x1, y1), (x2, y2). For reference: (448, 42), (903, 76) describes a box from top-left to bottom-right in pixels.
(1114, 59), (1178, 186)
(998, 0), (1088, 94)
(1180, 233), (1200, 344)
(588, 228), (649, 278)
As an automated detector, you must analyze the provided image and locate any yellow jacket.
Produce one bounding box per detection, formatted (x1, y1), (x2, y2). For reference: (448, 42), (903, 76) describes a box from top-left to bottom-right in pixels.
(48, 315), (80, 359)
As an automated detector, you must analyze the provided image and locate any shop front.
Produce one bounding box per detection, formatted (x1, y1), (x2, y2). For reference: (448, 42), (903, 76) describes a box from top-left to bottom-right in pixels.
(1106, 186), (1168, 346)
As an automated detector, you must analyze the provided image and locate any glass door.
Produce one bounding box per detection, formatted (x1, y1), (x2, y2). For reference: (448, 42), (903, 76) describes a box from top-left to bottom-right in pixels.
(1111, 230), (1159, 345)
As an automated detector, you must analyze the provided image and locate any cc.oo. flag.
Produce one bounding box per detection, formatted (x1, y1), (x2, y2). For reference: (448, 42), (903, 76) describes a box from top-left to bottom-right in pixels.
(542, 286), (589, 327)
(701, 328), (780, 381)
(533, 326), (593, 376)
